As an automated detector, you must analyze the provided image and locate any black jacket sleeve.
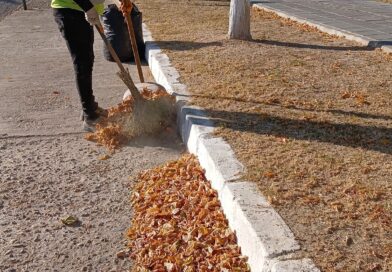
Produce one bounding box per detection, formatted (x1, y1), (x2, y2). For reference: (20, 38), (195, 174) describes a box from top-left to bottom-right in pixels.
(73, 0), (94, 12)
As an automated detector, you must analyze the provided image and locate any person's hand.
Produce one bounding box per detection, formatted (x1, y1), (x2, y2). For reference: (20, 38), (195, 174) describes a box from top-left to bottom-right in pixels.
(85, 7), (100, 26)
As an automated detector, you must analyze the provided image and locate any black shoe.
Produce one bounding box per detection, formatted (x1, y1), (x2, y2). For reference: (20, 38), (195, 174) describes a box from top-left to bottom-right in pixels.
(82, 116), (102, 132)
(80, 106), (108, 121)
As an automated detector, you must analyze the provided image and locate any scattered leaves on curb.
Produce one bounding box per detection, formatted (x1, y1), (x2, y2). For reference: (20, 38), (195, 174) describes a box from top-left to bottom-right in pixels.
(128, 154), (250, 271)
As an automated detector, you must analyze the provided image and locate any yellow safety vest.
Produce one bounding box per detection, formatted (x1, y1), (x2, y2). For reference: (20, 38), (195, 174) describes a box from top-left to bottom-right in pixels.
(51, 0), (104, 15)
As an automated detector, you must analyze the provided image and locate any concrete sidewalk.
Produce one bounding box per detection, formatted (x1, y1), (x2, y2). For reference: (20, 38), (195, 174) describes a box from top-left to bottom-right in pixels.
(252, 0), (392, 52)
(0, 7), (147, 136)
(0, 0), (25, 21)
(0, 5), (183, 271)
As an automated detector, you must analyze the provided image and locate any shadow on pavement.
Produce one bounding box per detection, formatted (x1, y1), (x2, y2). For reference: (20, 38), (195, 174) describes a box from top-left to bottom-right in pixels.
(185, 93), (392, 122)
(251, 39), (374, 51)
(146, 40), (223, 51)
(126, 126), (184, 150)
(368, 40), (392, 48)
(173, 93), (392, 154)
(325, 109), (392, 122)
(206, 109), (392, 155)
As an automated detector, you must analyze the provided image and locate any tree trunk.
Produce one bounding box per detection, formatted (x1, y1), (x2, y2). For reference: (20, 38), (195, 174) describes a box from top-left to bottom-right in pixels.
(228, 0), (252, 40)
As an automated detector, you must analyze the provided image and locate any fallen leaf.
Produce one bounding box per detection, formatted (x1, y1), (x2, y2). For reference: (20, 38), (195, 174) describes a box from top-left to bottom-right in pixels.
(263, 171), (276, 179)
(99, 154), (111, 161)
(355, 94), (370, 105)
(367, 263), (382, 272)
(341, 92), (351, 99)
(171, 208), (180, 215)
(61, 215), (79, 226)
(345, 236), (353, 246)
(116, 250), (128, 259)
(331, 202), (343, 212)
(164, 262), (174, 272)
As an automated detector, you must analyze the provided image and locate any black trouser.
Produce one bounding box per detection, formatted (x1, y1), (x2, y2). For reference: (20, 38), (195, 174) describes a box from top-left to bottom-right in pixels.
(53, 8), (98, 120)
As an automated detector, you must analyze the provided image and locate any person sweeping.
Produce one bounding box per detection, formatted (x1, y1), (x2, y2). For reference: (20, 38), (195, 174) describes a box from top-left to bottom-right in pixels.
(51, 0), (107, 132)
(52, 0), (176, 143)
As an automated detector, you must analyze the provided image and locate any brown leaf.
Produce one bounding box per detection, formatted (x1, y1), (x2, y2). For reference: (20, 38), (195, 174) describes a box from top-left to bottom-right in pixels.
(341, 92), (351, 99)
(331, 202), (343, 212)
(263, 171), (276, 179)
(98, 154), (110, 161)
(355, 94), (370, 105)
(345, 236), (353, 246)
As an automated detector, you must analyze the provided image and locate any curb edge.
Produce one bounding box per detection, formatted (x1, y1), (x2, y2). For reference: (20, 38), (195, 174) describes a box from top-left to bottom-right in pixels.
(142, 23), (319, 272)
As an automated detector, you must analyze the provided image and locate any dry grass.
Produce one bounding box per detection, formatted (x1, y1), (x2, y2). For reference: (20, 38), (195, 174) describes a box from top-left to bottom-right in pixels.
(138, 0), (392, 271)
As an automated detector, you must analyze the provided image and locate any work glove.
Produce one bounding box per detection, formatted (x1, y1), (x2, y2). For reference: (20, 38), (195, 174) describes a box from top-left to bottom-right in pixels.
(85, 7), (100, 26)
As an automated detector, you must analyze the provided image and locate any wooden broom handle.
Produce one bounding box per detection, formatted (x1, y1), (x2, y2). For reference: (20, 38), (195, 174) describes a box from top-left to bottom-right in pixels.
(95, 24), (143, 102)
(124, 10), (145, 83)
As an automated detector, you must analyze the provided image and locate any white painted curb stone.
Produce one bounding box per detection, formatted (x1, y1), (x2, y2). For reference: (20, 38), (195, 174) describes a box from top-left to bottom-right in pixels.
(142, 24), (320, 272)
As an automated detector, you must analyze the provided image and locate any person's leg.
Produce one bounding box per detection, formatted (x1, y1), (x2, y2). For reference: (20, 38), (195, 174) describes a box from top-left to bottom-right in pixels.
(53, 8), (99, 120)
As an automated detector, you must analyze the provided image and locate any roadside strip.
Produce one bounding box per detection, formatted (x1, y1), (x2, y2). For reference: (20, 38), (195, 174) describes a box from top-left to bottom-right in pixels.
(141, 25), (319, 272)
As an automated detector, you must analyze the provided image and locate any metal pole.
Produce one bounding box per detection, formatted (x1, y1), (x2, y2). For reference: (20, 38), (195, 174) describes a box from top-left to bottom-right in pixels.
(22, 0), (27, 10)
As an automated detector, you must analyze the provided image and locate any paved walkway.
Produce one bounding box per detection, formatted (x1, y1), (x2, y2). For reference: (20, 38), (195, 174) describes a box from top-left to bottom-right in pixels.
(0, 3), (183, 271)
(252, 0), (392, 52)
(0, 0), (22, 20)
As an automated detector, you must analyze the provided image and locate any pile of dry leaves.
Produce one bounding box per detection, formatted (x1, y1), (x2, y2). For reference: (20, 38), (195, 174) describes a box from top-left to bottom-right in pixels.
(85, 89), (173, 150)
(128, 154), (250, 272)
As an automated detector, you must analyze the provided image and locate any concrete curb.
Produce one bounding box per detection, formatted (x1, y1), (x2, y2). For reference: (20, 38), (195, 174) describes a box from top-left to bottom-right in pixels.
(142, 24), (319, 272)
(252, 3), (392, 54)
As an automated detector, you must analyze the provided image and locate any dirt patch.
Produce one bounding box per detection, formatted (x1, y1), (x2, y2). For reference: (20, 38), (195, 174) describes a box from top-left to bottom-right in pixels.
(138, 0), (392, 271)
